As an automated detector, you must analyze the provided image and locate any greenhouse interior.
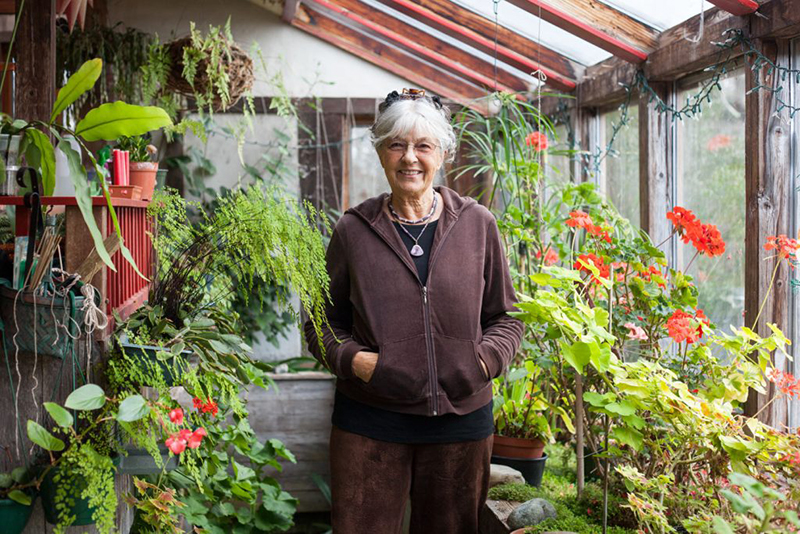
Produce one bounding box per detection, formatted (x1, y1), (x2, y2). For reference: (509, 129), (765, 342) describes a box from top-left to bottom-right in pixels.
(0, 0), (799, 533)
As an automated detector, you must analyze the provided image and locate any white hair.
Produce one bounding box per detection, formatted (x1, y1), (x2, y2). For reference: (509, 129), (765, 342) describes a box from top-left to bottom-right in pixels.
(370, 97), (457, 163)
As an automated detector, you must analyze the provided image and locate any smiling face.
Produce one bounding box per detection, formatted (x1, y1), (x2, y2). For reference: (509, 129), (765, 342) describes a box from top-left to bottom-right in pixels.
(378, 131), (445, 200)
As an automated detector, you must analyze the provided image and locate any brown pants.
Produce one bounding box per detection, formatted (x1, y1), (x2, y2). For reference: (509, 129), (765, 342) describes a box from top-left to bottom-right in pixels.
(329, 426), (492, 534)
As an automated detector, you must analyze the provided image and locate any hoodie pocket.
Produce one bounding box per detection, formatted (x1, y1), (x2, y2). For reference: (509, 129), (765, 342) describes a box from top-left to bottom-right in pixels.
(365, 334), (429, 403)
(434, 334), (489, 401)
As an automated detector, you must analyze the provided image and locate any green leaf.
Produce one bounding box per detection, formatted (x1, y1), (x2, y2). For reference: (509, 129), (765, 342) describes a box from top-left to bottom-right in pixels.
(605, 401), (636, 416)
(24, 130), (55, 196)
(8, 489), (31, 506)
(44, 402), (73, 428)
(583, 391), (611, 407)
(711, 516), (735, 534)
(75, 101), (172, 142)
(590, 343), (611, 373)
(58, 140), (116, 271)
(10, 467), (26, 483)
(116, 395), (150, 422)
(562, 341), (592, 374)
(50, 58), (103, 123)
(64, 383), (106, 410)
(610, 426), (643, 451)
(26, 420), (65, 451)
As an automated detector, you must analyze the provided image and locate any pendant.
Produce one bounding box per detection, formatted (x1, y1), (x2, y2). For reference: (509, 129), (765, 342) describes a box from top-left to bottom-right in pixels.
(410, 244), (424, 257)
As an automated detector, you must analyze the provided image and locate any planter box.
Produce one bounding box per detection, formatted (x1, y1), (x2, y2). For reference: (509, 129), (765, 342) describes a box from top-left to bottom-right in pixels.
(246, 371), (335, 513)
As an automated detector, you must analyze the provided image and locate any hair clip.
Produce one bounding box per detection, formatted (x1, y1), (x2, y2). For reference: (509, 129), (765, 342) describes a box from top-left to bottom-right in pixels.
(379, 88), (442, 113)
(402, 88), (426, 99)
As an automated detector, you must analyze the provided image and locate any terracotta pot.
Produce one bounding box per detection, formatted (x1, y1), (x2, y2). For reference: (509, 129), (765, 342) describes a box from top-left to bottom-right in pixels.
(129, 161), (158, 201)
(492, 434), (545, 459)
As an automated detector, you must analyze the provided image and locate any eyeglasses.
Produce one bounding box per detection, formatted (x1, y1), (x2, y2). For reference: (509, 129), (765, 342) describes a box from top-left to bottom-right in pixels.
(384, 140), (440, 156)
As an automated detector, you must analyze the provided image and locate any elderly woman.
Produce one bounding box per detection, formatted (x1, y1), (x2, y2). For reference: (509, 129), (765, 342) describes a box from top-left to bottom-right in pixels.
(305, 89), (523, 534)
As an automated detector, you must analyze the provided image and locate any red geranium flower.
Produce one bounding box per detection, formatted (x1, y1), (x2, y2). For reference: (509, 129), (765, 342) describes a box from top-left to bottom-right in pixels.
(574, 253), (609, 284)
(667, 207), (726, 258)
(187, 428), (207, 449)
(169, 408), (184, 425)
(666, 309), (707, 344)
(536, 246), (559, 266)
(764, 235), (799, 268)
(525, 131), (548, 152)
(766, 368), (800, 398)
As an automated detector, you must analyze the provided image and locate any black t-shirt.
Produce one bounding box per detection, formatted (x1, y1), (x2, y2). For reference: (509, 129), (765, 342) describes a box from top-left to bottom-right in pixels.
(331, 219), (494, 443)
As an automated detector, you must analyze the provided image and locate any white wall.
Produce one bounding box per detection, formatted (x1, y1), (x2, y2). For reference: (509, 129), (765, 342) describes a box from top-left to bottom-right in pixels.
(109, 0), (413, 97)
(108, 0), (409, 360)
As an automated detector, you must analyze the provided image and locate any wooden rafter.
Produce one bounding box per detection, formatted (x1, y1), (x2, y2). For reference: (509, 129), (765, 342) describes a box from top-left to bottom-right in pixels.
(706, 0), (758, 16)
(373, 0), (578, 91)
(504, 0), (657, 63)
(311, 0), (529, 94)
(292, 4), (489, 113)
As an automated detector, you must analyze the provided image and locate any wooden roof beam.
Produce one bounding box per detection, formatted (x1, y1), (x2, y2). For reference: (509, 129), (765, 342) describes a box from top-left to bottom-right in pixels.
(504, 0), (658, 63)
(292, 4), (489, 113)
(282, 0), (301, 23)
(310, 0), (530, 94)
(373, 0), (578, 91)
(706, 0), (758, 16)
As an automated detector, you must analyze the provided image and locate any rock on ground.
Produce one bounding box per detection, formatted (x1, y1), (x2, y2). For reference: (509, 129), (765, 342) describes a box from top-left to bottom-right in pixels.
(489, 463), (525, 488)
(507, 498), (557, 530)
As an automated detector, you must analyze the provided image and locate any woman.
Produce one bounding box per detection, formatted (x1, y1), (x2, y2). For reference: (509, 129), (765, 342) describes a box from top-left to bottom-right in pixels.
(305, 89), (523, 534)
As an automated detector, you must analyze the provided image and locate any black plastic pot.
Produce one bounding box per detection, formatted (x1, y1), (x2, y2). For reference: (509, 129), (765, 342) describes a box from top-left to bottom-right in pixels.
(117, 445), (177, 476)
(583, 447), (605, 481)
(491, 453), (548, 487)
(120, 341), (191, 386)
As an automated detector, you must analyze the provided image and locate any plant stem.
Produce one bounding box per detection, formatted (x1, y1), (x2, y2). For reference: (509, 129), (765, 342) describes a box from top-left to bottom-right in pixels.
(0, 0), (24, 103)
(751, 258), (781, 330)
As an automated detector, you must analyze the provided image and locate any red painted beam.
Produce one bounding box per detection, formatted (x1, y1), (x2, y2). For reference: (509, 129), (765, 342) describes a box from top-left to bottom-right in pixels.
(505, 0), (652, 63)
(312, 0), (524, 94)
(293, 5), (489, 114)
(706, 0), (758, 16)
(377, 0), (577, 91)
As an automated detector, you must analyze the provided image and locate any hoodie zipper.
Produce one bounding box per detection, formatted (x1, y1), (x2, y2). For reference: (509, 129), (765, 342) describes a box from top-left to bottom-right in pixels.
(422, 286), (438, 415)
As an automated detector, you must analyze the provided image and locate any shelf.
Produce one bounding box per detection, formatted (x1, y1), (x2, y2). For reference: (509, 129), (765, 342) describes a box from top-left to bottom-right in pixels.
(0, 195), (149, 208)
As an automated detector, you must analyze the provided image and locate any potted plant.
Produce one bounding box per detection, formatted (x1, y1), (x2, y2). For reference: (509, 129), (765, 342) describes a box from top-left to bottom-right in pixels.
(117, 135), (159, 200)
(492, 362), (554, 486)
(0, 466), (37, 534)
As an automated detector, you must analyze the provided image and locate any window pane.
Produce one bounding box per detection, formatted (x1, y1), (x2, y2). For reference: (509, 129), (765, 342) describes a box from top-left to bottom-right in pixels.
(676, 71), (745, 329)
(545, 124), (572, 201)
(600, 105), (640, 227)
(349, 125), (386, 208)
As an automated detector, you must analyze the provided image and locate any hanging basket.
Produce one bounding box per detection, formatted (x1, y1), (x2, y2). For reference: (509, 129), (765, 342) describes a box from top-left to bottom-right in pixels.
(0, 495), (36, 534)
(0, 285), (87, 360)
(164, 36), (254, 111)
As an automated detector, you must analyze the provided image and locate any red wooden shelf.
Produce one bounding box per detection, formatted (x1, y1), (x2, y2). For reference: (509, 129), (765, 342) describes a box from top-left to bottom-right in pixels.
(0, 196), (149, 208)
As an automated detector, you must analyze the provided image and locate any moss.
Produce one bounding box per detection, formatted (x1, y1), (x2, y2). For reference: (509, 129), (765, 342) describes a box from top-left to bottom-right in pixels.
(488, 482), (538, 502)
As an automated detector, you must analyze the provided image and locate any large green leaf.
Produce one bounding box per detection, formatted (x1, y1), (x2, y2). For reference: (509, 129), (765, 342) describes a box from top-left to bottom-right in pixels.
(50, 58), (102, 123)
(57, 140), (116, 271)
(116, 395), (150, 422)
(8, 490), (31, 506)
(610, 426), (643, 451)
(75, 101), (172, 142)
(562, 341), (593, 374)
(64, 384), (106, 411)
(24, 130), (55, 196)
(44, 402), (73, 428)
(26, 421), (65, 451)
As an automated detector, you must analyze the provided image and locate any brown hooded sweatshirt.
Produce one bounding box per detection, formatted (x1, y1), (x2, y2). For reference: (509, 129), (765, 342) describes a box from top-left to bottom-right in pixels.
(304, 186), (523, 417)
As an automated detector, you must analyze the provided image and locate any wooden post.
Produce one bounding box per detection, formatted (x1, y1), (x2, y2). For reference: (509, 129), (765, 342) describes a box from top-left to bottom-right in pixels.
(15, 0), (55, 123)
(638, 81), (674, 265)
(575, 372), (584, 498)
(743, 39), (792, 427)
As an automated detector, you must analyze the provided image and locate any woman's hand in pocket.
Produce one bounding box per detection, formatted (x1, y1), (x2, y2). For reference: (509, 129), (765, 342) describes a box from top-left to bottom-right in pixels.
(352, 351), (379, 383)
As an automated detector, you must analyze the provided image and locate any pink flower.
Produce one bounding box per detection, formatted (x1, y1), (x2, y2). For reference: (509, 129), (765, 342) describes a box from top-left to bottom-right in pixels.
(187, 428), (207, 449)
(624, 322), (648, 341)
(165, 434), (186, 455)
(169, 408), (184, 425)
(525, 131), (548, 152)
(706, 134), (731, 151)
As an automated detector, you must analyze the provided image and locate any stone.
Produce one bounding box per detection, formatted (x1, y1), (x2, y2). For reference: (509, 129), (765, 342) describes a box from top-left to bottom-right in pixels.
(489, 463), (525, 488)
(506, 498), (557, 530)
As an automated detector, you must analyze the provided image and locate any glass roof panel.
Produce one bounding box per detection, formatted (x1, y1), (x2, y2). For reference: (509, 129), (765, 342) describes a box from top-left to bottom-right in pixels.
(602, 0), (714, 31)
(453, 0), (611, 66)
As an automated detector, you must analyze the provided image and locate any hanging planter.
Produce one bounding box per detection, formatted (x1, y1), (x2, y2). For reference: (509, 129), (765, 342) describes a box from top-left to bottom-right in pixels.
(0, 495), (36, 534)
(164, 27), (254, 112)
(0, 285), (87, 359)
(116, 445), (177, 476)
(40, 468), (96, 526)
(119, 339), (192, 387)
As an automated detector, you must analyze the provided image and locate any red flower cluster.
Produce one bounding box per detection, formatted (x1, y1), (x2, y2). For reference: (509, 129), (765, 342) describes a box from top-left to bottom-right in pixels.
(667, 207), (726, 257)
(525, 131), (548, 152)
(666, 308), (709, 344)
(193, 397), (219, 417)
(566, 211), (612, 243)
(764, 235), (799, 267)
(638, 264), (666, 288)
(168, 408), (184, 425)
(766, 368), (800, 398)
(535, 246), (559, 266)
(574, 253), (609, 284)
(165, 427), (207, 455)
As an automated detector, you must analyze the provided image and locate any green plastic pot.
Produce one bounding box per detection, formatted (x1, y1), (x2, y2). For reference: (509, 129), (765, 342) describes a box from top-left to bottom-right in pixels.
(40, 468), (95, 526)
(0, 496), (36, 534)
